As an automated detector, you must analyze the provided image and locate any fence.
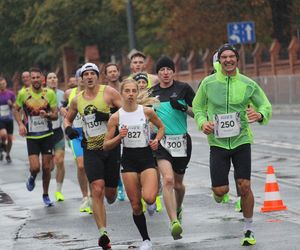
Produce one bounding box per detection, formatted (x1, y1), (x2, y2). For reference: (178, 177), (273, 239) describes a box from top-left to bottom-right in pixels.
(188, 74), (300, 105)
(12, 37), (300, 105)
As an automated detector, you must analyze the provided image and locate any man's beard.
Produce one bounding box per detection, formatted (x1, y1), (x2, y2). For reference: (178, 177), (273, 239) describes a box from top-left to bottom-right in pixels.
(32, 83), (41, 90)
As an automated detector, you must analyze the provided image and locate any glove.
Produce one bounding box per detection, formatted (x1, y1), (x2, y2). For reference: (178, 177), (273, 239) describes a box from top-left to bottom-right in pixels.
(61, 100), (68, 108)
(170, 96), (188, 112)
(110, 107), (119, 114)
(65, 126), (79, 139)
(94, 111), (110, 122)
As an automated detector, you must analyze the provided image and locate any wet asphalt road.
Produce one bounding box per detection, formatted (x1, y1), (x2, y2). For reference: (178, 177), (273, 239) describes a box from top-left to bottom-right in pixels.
(1, 113), (300, 249)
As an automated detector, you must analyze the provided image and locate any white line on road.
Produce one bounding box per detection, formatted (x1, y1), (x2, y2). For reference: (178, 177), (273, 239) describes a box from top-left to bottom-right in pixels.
(190, 133), (300, 151)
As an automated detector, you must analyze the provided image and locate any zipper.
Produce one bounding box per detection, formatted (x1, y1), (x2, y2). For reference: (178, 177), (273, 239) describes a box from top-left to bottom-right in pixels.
(227, 76), (231, 149)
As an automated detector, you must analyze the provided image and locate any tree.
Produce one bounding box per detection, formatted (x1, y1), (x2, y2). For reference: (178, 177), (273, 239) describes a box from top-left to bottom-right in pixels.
(133, 0), (300, 59)
(0, 0), (38, 78)
(269, 0), (292, 47)
(0, 0), (128, 78)
(1, 0), (299, 79)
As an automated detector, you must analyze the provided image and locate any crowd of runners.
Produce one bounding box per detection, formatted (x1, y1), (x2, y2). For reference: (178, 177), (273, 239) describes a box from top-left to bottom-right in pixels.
(2, 44), (272, 249)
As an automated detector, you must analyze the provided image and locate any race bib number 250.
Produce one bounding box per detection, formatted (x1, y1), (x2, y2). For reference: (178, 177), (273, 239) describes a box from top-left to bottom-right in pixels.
(214, 112), (241, 138)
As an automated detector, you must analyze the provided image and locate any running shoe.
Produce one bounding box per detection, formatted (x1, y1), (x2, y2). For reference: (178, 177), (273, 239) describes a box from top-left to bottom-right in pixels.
(87, 197), (93, 214)
(177, 207), (183, 224)
(55, 191), (65, 202)
(43, 195), (53, 207)
(221, 193), (230, 203)
(212, 193), (223, 203)
(155, 195), (163, 212)
(26, 176), (35, 191)
(141, 198), (146, 213)
(235, 197), (242, 212)
(79, 196), (90, 212)
(139, 239), (152, 250)
(6, 155), (11, 163)
(98, 232), (111, 250)
(241, 230), (256, 246)
(170, 219), (183, 240)
(117, 185), (125, 201)
(146, 203), (156, 216)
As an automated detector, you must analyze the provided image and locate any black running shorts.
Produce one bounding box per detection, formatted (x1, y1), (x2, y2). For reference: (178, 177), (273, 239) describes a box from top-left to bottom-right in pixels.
(26, 135), (54, 156)
(83, 145), (120, 187)
(121, 146), (156, 173)
(0, 120), (13, 134)
(210, 143), (251, 187)
(153, 133), (192, 175)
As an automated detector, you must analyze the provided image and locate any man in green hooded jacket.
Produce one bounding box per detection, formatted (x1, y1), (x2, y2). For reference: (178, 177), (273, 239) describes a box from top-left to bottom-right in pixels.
(192, 43), (272, 246)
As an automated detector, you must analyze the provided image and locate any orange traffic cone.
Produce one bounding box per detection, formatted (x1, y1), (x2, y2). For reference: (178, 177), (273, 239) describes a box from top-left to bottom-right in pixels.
(261, 165), (287, 212)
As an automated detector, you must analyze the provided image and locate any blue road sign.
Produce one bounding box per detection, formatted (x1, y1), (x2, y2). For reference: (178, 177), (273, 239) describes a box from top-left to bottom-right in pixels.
(227, 21), (256, 45)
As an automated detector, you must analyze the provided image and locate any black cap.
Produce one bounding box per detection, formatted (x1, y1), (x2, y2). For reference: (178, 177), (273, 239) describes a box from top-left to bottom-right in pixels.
(156, 56), (175, 73)
(217, 43), (239, 60)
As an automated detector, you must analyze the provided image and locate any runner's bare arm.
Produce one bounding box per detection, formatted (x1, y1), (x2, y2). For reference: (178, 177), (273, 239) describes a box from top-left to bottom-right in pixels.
(13, 103), (27, 136)
(109, 87), (122, 108)
(145, 107), (164, 150)
(60, 88), (71, 116)
(39, 106), (57, 120)
(145, 107), (164, 141)
(64, 97), (78, 128)
(64, 88), (72, 101)
(13, 103), (23, 126)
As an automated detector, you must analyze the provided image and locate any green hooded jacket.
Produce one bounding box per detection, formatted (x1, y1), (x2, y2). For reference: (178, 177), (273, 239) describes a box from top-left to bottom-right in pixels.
(192, 63), (272, 150)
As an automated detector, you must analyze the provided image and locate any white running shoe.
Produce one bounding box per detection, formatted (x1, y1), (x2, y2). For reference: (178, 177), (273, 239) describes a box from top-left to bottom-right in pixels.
(139, 239), (152, 250)
(146, 203), (156, 216)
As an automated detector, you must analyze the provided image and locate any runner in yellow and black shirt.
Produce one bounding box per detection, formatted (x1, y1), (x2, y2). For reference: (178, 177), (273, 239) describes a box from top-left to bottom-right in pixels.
(64, 63), (122, 249)
(14, 67), (58, 206)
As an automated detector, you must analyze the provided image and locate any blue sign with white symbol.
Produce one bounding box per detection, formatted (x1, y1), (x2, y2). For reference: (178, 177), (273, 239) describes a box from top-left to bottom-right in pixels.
(227, 21), (256, 45)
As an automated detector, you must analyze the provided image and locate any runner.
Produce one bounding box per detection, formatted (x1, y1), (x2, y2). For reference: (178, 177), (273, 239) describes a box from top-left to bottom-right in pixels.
(104, 63), (120, 90)
(103, 79), (164, 250)
(46, 72), (66, 202)
(14, 67), (58, 206)
(129, 51), (158, 89)
(133, 72), (148, 91)
(64, 62), (122, 249)
(18, 71), (31, 123)
(192, 43), (272, 246)
(207, 52), (242, 210)
(0, 77), (16, 163)
(150, 56), (195, 240)
(67, 76), (77, 89)
(104, 63), (125, 201)
(61, 68), (92, 213)
(21, 71), (31, 89)
(133, 72), (164, 214)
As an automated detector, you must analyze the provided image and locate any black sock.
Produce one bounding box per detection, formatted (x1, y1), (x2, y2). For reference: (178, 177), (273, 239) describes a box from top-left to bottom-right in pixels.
(0, 143), (6, 151)
(133, 213), (150, 241)
(43, 194), (49, 198)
